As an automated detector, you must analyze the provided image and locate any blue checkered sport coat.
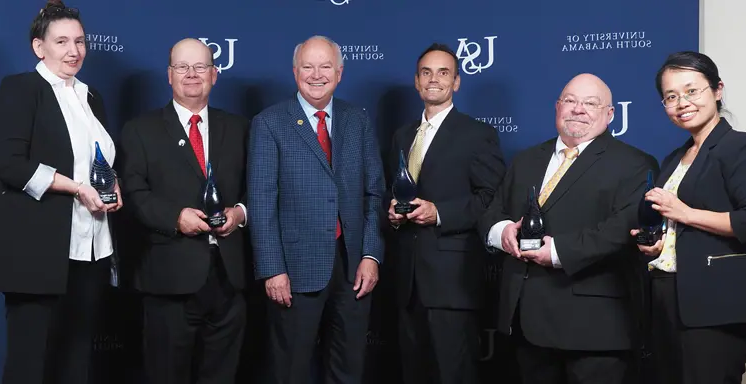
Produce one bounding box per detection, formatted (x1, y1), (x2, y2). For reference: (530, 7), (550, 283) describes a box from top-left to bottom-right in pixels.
(247, 96), (385, 293)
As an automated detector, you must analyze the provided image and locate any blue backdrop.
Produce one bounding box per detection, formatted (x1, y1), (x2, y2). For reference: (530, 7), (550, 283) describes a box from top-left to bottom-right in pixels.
(0, 0), (698, 382)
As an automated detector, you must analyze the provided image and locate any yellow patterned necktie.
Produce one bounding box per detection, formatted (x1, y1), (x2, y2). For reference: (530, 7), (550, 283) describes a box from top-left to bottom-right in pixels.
(408, 121), (431, 182)
(538, 147), (579, 206)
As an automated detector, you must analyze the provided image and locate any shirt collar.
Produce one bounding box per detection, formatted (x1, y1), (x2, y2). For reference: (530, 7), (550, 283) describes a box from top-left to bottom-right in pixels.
(35, 61), (87, 92)
(420, 103), (454, 131)
(554, 136), (594, 157)
(297, 91), (333, 119)
(172, 99), (209, 128)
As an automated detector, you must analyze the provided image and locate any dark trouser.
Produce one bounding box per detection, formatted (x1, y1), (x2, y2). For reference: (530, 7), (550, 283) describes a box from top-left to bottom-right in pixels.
(266, 238), (372, 384)
(398, 286), (480, 384)
(512, 309), (631, 384)
(650, 270), (746, 384)
(142, 246), (246, 384)
(2, 257), (110, 384)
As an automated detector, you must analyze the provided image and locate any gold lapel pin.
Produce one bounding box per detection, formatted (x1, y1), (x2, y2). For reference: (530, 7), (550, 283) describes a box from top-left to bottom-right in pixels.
(297, 119), (304, 125)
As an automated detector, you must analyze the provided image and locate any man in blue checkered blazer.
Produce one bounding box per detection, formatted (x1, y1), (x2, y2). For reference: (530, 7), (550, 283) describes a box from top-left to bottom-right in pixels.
(247, 35), (385, 383)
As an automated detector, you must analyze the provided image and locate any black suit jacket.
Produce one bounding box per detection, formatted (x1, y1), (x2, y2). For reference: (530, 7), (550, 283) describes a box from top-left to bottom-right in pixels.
(389, 108), (506, 310)
(658, 118), (746, 327)
(478, 130), (659, 351)
(0, 71), (113, 294)
(119, 102), (248, 295)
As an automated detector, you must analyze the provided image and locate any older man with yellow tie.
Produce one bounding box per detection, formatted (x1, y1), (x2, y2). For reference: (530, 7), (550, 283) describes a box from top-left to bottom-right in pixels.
(478, 73), (659, 384)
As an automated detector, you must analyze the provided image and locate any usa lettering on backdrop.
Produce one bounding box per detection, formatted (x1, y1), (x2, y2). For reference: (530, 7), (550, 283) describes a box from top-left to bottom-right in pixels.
(475, 116), (519, 134)
(86, 33), (124, 52)
(562, 31), (652, 52)
(198, 38), (238, 73)
(339, 45), (384, 61)
(456, 36), (497, 75)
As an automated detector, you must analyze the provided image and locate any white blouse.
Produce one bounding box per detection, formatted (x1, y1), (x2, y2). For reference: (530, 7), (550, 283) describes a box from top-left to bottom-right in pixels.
(23, 61), (115, 263)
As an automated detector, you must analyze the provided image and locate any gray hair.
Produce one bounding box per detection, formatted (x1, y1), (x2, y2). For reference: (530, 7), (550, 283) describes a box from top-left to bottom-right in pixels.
(293, 35), (344, 69)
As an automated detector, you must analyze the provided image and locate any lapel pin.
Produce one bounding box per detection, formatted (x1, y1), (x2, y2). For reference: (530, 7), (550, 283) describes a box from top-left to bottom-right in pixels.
(297, 119), (304, 125)
(178, 139), (185, 147)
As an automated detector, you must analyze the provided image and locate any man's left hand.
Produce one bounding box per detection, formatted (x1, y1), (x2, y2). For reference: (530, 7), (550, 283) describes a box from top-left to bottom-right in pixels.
(213, 206), (244, 237)
(353, 259), (379, 299)
(520, 236), (553, 267)
(406, 198), (438, 226)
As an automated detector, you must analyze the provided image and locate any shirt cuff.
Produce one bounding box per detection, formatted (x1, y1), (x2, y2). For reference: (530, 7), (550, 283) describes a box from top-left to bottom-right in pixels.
(22, 164), (56, 201)
(234, 203), (248, 228)
(363, 255), (380, 264)
(436, 211), (441, 226)
(487, 220), (513, 252)
(550, 238), (562, 269)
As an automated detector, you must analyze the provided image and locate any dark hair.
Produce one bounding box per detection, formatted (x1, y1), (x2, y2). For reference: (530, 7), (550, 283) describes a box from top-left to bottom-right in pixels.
(655, 51), (723, 112)
(416, 43), (460, 76)
(29, 0), (84, 45)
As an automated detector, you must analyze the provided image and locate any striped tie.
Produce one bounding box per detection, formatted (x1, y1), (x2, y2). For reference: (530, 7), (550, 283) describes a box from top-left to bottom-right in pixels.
(408, 121), (431, 182)
(538, 147), (579, 206)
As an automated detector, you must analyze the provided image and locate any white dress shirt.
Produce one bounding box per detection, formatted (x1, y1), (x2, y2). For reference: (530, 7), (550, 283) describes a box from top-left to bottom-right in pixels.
(172, 100), (247, 245)
(23, 61), (115, 262)
(413, 103), (454, 226)
(486, 136), (595, 268)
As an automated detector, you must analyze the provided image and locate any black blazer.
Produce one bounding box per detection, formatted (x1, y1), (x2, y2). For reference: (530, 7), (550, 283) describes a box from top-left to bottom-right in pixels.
(657, 118), (746, 327)
(478, 130), (659, 351)
(0, 71), (112, 295)
(388, 108), (506, 310)
(119, 102), (249, 295)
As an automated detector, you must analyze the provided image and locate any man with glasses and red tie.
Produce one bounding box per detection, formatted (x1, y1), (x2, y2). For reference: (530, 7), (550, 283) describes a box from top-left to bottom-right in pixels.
(478, 73), (659, 384)
(119, 38), (249, 384)
(247, 35), (385, 383)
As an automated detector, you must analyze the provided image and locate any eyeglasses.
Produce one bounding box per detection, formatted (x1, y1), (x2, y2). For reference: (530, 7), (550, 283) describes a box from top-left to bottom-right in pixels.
(40, 6), (80, 18)
(557, 96), (611, 110)
(661, 86), (712, 108)
(169, 63), (214, 74)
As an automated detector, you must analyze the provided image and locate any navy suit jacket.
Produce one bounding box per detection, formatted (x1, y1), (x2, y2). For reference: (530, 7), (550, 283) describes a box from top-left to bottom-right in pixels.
(247, 96), (385, 293)
(656, 118), (746, 327)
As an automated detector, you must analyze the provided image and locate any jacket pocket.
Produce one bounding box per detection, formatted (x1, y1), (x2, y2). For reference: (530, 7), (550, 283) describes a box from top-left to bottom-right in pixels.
(707, 253), (746, 266)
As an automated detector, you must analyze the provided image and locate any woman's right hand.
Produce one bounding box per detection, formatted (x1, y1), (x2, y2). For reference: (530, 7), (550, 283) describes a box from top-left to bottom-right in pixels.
(630, 229), (666, 257)
(76, 184), (107, 214)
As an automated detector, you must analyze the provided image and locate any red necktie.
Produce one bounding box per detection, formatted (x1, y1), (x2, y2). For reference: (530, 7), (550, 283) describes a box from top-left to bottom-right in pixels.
(314, 111), (341, 239)
(189, 114), (206, 176)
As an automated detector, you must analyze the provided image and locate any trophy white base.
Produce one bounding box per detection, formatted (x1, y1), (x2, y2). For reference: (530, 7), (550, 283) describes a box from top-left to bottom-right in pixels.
(520, 239), (542, 251)
(100, 192), (118, 204)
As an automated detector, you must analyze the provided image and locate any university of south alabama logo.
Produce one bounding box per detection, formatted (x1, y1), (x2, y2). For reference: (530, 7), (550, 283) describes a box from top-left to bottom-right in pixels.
(197, 38), (237, 74)
(456, 36), (497, 75)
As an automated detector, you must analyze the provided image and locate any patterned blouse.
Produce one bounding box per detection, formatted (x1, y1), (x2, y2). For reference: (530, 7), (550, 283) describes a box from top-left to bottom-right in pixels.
(648, 161), (691, 273)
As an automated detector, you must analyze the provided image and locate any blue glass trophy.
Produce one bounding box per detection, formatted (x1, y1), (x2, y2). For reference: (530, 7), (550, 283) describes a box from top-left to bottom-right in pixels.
(90, 141), (118, 204)
(392, 150), (418, 214)
(519, 185), (545, 251)
(637, 170), (664, 246)
(202, 162), (227, 228)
